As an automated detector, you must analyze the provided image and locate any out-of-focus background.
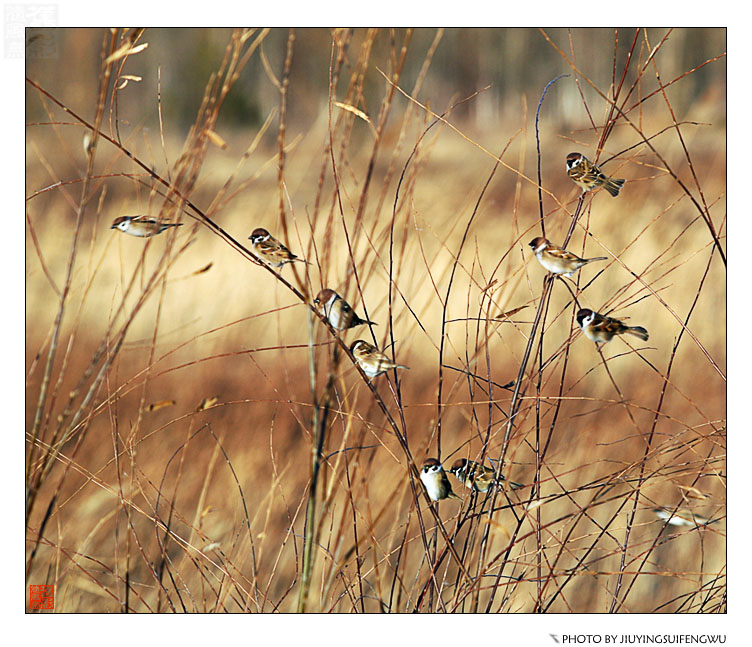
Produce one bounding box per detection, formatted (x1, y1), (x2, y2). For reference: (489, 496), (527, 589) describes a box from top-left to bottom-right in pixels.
(26, 28), (726, 613)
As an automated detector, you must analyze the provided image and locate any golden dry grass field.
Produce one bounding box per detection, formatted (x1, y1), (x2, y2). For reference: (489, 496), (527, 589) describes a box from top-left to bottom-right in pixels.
(26, 28), (726, 613)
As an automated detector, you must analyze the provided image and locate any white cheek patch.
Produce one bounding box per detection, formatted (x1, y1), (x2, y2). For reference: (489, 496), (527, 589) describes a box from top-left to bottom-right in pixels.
(583, 312), (595, 327)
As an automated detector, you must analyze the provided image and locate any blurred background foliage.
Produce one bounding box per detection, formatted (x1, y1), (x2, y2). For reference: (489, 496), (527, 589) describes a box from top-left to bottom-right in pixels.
(26, 28), (725, 131)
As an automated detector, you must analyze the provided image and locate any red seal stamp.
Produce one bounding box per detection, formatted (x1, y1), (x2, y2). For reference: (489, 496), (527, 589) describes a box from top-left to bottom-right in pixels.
(29, 585), (54, 610)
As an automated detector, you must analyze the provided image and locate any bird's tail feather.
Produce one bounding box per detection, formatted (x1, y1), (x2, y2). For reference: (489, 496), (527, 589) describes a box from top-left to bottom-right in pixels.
(355, 316), (377, 327)
(626, 326), (649, 341)
(604, 177), (626, 197)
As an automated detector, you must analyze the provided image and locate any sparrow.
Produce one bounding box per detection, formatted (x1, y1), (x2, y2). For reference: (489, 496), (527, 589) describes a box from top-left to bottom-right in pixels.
(111, 215), (183, 237)
(651, 507), (716, 528)
(248, 228), (306, 269)
(314, 289), (376, 331)
(349, 339), (409, 379)
(420, 458), (460, 501)
(566, 152), (625, 197)
(576, 308), (648, 344)
(449, 458), (524, 493)
(528, 236), (608, 278)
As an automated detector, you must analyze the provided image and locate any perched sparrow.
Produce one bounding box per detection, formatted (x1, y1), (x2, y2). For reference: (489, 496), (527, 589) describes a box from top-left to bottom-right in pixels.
(528, 236), (607, 278)
(652, 507), (716, 528)
(314, 289), (376, 331)
(420, 458), (460, 501)
(111, 215), (183, 237)
(349, 339), (409, 379)
(449, 458), (524, 493)
(576, 308), (648, 344)
(248, 228), (306, 269)
(566, 152), (625, 197)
